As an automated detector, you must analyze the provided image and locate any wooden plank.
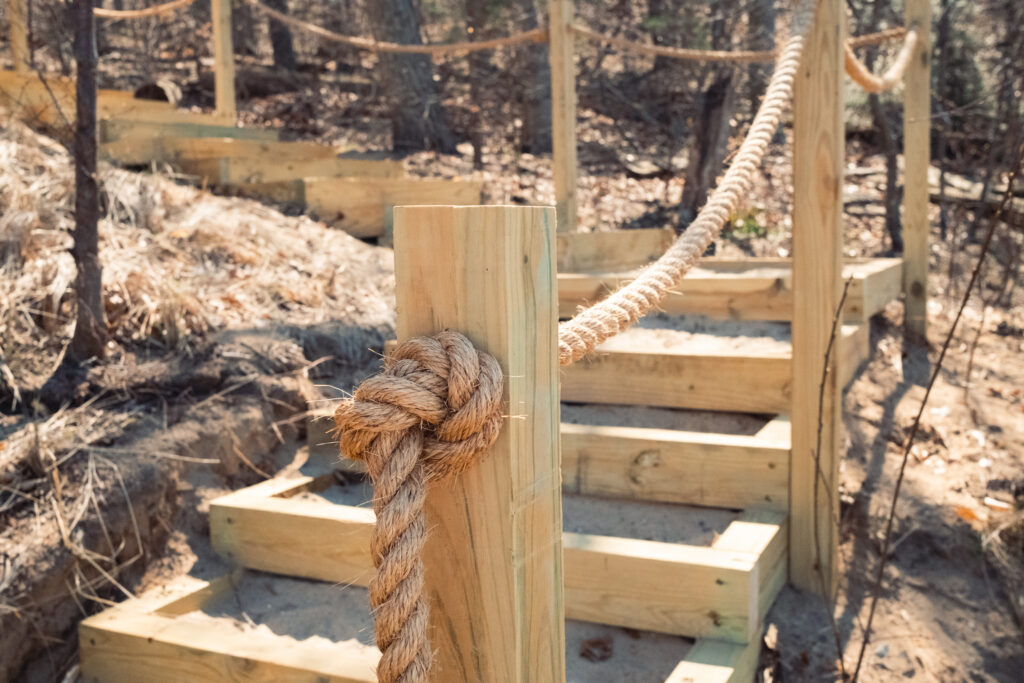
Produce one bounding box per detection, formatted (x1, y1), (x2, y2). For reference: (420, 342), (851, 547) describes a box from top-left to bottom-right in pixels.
(560, 343), (793, 414)
(560, 416), (790, 510)
(219, 156), (403, 184)
(558, 258), (903, 321)
(790, 0), (844, 599)
(666, 631), (763, 683)
(99, 119), (278, 144)
(299, 178), (482, 238)
(556, 228), (674, 272)
(712, 509), (787, 624)
(903, 0), (931, 342)
(10, 0), (29, 73)
(210, 485), (770, 642)
(211, 0), (236, 122)
(549, 0), (577, 233)
(311, 408), (791, 507)
(161, 137), (342, 163)
(838, 323), (869, 387)
(394, 205), (564, 680)
(79, 574), (377, 683)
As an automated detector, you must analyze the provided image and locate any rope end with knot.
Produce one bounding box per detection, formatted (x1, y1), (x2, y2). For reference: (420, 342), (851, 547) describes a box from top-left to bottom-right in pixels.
(330, 330), (504, 683)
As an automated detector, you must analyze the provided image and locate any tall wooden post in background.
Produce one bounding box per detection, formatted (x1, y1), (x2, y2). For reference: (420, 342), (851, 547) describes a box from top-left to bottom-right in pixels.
(790, 0), (844, 600)
(903, 0), (931, 344)
(549, 0), (577, 233)
(10, 0), (29, 72)
(210, 0), (236, 123)
(394, 205), (565, 682)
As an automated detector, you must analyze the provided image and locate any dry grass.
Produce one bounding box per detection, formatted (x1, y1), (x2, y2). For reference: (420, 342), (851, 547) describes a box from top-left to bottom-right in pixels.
(0, 112), (394, 391)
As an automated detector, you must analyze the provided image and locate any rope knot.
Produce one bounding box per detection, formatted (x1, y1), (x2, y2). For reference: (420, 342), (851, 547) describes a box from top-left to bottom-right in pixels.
(335, 329), (504, 484)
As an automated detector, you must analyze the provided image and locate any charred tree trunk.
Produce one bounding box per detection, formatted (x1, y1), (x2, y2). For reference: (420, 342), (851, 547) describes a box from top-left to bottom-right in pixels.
(517, 0), (551, 154)
(365, 0), (456, 153)
(266, 0), (297, 71)
(68, 0), (106, 363)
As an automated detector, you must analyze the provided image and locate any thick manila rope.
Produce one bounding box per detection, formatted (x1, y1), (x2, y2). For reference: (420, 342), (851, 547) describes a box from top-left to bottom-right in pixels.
(557, 0), (817, 365)
(844, 29), (918, 93)
(333, 332), (503, 683)
(239, 0), (548, 54)
(93, 0), (196, 20)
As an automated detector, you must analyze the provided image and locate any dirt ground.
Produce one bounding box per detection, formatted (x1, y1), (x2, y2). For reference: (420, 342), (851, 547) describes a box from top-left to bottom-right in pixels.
(2, 39), (1024, 680)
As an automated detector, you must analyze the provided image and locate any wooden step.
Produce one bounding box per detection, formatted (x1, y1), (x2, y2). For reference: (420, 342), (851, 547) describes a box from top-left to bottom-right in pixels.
(98, 118), (278, 145)
(557, 227), (675, 272)
(80, 570), (764, 682)
(210, 476), (787, 644)
(233, 177), (483, 239)
(559, 257), (902, 322)
(311, 409), (789, 510)
(560, 323), (868, 414)
(102, 136), (342, 166)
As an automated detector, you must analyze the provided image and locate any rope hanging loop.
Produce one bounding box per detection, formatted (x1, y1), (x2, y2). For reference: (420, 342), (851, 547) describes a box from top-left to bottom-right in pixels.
(333, 330), (503, 683)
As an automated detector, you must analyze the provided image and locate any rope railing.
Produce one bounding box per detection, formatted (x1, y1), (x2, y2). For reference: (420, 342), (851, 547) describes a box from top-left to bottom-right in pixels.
(845, 28), (918, 93)
(557, 0), (816, 365)
(848, 26), (908, 48)
(93, 0), (196, 20)
(238, 0), (547, 54)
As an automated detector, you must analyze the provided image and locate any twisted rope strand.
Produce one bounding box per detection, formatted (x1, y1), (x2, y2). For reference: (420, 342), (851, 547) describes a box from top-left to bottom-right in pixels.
(334, 331), (503, 683)
(239, 0), (547, 54)
(844, 29), (918, 93)
(556, 0), (817, 365)
(93, 0), (195, 19)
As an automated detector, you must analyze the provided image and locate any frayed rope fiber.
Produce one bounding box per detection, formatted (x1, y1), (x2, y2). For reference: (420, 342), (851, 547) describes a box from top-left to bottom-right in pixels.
(333, 330), (503, 683)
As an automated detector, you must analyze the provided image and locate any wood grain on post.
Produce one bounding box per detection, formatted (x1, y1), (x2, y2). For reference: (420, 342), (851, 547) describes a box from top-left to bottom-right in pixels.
(10, 0), (29, 73)
(790, 0), (843, 599)
(210, 0), (237, 123)
(549, 0), (578, 233)
(903, 0), (931, 343)
(393, 205), (565, 682)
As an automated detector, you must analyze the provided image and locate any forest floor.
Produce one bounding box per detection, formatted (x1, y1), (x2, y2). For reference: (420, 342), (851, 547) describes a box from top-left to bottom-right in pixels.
(2, 53), (1024, 680)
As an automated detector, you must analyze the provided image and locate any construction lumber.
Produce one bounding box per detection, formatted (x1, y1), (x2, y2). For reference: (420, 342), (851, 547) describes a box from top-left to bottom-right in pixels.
(236, 178), (483, 239)
(562, 415), (790, 510)
(79, 572), (378, 682)
(790, 0), (844, 599)
(312, 408), (791, 510)
(904, 0), (931, 341)
(549, 0), (578, 232)
(556, 228), (675, 272)
(560, 324), (864, 414)
(666, 630), (764, 683)
(210, 0), (236, 121)
(211, 476), (784, 643)
(98, 119), (277, 145)
(394, 205), (564, 680)
(558, 258), (902, 321)
(9, 0), (29, 73)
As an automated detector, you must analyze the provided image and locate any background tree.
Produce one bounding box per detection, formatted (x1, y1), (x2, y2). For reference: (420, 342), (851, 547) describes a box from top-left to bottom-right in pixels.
(266, 0), (297, 71)
(517, 0), (551, 154)
(365, 0), (456, 153)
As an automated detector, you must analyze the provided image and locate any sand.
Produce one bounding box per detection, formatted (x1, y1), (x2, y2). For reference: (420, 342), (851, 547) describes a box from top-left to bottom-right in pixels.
(182, 571), (693, 682)
(597, 312), (792, 355)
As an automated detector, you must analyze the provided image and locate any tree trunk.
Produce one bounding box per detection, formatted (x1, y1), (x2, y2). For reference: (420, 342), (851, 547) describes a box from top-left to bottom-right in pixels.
(466, 0), (486, 167)
(266, 0), (297, 71)
(517, 0), (551, 154)
(69, 0), (106, 363)
(365, 0), (456, 153)
(746, 0), (775, 106)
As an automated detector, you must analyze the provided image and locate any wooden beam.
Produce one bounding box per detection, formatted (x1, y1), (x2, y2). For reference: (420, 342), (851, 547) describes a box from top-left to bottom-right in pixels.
(218, 156), (403, 184)
(665, 631), (763, 683)
(98, 119), (277, 144)
(549, 0), (577, 233)
(394, 205), (564, 681)
(790, 0), (844, 599)
(561, 415), (790, 509)
(311, 408), (792, 508)
(903, 0), (931, 343)
(236, 178), (483, 239)
(210, 0), (236, 123)
(558, 258), (902, 321)
(210, 476), (783, 644)
(9, 0), (30, 73)
(79, 572), (378, 682)
(556, 228), (674, 272)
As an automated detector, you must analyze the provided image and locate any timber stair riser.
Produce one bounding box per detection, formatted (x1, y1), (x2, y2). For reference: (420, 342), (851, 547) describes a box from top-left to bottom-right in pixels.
(210, 475), (787, 645)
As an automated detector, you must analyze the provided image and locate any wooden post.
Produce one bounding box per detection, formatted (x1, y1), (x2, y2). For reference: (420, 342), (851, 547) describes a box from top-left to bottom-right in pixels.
(549, 0), (577, 233)
(210, 0), (236, 123)
(393, 205), (565, 682)
(10, 0), (29, 72)
(903, 0), (931, 343)
(790, 0), (843, 599)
